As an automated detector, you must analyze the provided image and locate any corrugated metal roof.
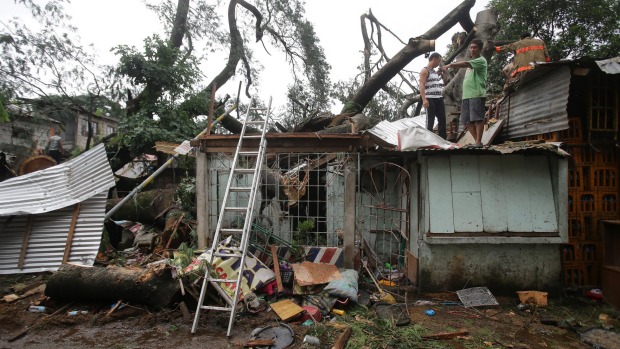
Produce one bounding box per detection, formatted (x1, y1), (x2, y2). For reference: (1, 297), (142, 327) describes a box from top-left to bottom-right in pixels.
(596, 57), (620, 74)
(0, 193), (107, 274)
(0, 143), (115, 216)
(497, 65), (571, 139)
(366, 115), (427, 146)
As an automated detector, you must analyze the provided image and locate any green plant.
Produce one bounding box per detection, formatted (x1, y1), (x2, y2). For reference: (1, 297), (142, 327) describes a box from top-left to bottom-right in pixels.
(176, 176), (196, 218)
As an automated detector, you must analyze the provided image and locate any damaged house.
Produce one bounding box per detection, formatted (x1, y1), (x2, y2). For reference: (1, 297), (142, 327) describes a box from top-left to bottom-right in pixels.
(192, 56), (618, 295)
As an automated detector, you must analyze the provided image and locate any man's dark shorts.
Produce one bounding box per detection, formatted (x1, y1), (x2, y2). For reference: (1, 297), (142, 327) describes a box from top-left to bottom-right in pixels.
(461, 97), (485, 125)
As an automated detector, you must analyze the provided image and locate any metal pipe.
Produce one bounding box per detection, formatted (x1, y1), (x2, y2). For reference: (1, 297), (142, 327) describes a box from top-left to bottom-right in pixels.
(105, 104), (237, 220)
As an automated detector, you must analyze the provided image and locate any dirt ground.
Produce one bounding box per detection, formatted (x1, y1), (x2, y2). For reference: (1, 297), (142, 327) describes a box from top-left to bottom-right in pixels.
(1, 273), (618, 349)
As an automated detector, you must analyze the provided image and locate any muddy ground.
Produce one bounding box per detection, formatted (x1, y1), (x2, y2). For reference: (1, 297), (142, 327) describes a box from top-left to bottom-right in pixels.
(0, 273), (618, 349)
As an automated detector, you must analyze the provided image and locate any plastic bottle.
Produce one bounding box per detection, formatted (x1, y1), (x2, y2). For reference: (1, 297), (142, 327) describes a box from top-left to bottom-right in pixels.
(28, 305), (46, 312)
(331, 309), (345, 316)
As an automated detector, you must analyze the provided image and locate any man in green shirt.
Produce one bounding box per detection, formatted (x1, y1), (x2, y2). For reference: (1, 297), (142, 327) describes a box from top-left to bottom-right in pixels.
(442, 39), (488, 147)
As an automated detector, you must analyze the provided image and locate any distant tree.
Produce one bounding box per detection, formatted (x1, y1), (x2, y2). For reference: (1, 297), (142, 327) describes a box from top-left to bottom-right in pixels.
(489, 0), (620, 60)
(0, 0), (116, 150)
(116, 0), (332, 137)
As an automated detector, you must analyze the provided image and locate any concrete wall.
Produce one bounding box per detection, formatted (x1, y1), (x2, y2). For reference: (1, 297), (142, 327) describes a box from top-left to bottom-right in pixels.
(418, 243), (562, 295)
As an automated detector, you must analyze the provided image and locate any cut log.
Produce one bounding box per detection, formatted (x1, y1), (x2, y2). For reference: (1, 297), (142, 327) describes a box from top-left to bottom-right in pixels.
(45, 264), (180, 308)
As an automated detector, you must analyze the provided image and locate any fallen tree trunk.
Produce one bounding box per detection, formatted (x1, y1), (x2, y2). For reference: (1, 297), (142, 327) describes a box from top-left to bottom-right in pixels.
(45, 264), (180, 308)
(106, 189), (177, 225)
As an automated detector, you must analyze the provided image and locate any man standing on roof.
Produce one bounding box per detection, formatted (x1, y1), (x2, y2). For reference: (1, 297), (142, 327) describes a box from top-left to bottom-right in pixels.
(420, 52), (448, 139)
(442, 39), (488, 148)
(495, 32), (550, 78)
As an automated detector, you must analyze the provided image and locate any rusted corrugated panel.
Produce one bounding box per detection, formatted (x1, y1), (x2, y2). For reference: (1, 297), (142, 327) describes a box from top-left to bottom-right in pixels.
(0, 193), (107, 274)
(498, 65), (571, 139)
(367, 116), (426, 146)
(0, 143), (115, 216)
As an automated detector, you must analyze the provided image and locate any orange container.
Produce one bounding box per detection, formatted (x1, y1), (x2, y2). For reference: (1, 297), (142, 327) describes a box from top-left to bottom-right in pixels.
(517, 291), (548, 307)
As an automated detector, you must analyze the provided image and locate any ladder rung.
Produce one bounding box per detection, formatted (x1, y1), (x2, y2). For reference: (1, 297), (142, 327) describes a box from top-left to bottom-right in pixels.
(239, 151), (259, 156)
(243, 135), (262, 139)
(234, 168), (255, 174)
(208, 278), (238, 283)
(213, 252), (243, 258)
(200, 305), (233, 312)
(230, 187), (251, 192)
(224, 206), (248, 212)
(220, 228), (244, 235)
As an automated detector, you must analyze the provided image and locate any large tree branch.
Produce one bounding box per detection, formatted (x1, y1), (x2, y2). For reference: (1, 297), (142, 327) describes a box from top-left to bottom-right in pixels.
(170, 0), (189, 49)
(344, 0), (476, 114)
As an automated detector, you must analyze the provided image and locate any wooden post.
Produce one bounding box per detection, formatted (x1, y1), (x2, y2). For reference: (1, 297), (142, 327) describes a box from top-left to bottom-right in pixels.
(196, 152), (210, 249)
(271, 245), (283, 293)
(343, 159), (356, 269)
(62, 203), (81, 264)
(18, 215), (33, 269)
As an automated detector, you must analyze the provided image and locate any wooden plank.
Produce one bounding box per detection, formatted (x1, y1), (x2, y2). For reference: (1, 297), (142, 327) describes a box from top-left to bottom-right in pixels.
(269, 299), (304, 321)
(196, 153), (209, 249)
(422, 329), (469, 340)
(343, 159), (356, 269)
(526, 156), (558, 232)
(453, 192), (483, 232)
(291, 261), (342, 286)
(479, 156), (508, 232)
(450, 155), (480, 193)
(427, 157), (454, 233)
(406, 250), (418, 284)
(502, 155), (533, 232)
(62, 203), (81, 264)
(17, 215), (33, 269)
(270, 245), (283, 293)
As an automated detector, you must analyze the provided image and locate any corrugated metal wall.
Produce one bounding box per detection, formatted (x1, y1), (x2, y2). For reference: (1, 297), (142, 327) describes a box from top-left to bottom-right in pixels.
(0, 193), (107, 274)
(498, 65), (572, 139)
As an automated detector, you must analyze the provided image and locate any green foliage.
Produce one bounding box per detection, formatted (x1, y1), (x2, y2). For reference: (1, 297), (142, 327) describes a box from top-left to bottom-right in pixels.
(114, 35), (199, 107)
(0, 0), (106, 102)
(0, 94), (9, 123)
(297, 219), (315, 233)
(176, 176), (196, 218)
(342, 305), (447, 349)
(489, 0), (620, 60)
(115, 100), (200, 157)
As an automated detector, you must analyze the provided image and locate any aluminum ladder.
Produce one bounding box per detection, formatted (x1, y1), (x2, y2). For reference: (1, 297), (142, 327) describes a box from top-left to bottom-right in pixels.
(191, 97), (272, 336)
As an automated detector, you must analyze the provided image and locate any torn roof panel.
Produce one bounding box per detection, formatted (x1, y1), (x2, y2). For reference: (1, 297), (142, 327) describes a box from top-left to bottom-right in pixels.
(366, 116), (426, 147)
(0, 143), (115, 216)
(596, 57), (620, 74)
(0, 193), (108, 274)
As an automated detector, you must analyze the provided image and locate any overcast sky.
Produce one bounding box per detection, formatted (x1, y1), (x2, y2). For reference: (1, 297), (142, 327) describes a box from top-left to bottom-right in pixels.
(1, 0), (490, 113)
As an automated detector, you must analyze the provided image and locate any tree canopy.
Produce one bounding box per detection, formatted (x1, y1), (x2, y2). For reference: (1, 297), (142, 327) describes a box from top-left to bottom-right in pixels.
(489, 0), (620, 60)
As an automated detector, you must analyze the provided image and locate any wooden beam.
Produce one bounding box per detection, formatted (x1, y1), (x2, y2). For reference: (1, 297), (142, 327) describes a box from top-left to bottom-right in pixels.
(196, 152), (210, 249)
(62, 203), (81, 264)
(343, 159), (356, 269)
(271, 245), (284, 293)
(18, 215), (33, 269)
(422, 329), (469, 340)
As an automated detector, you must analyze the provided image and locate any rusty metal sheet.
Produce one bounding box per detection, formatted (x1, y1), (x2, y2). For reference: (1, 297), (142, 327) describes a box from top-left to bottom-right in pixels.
(291, 261), (342, 286)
